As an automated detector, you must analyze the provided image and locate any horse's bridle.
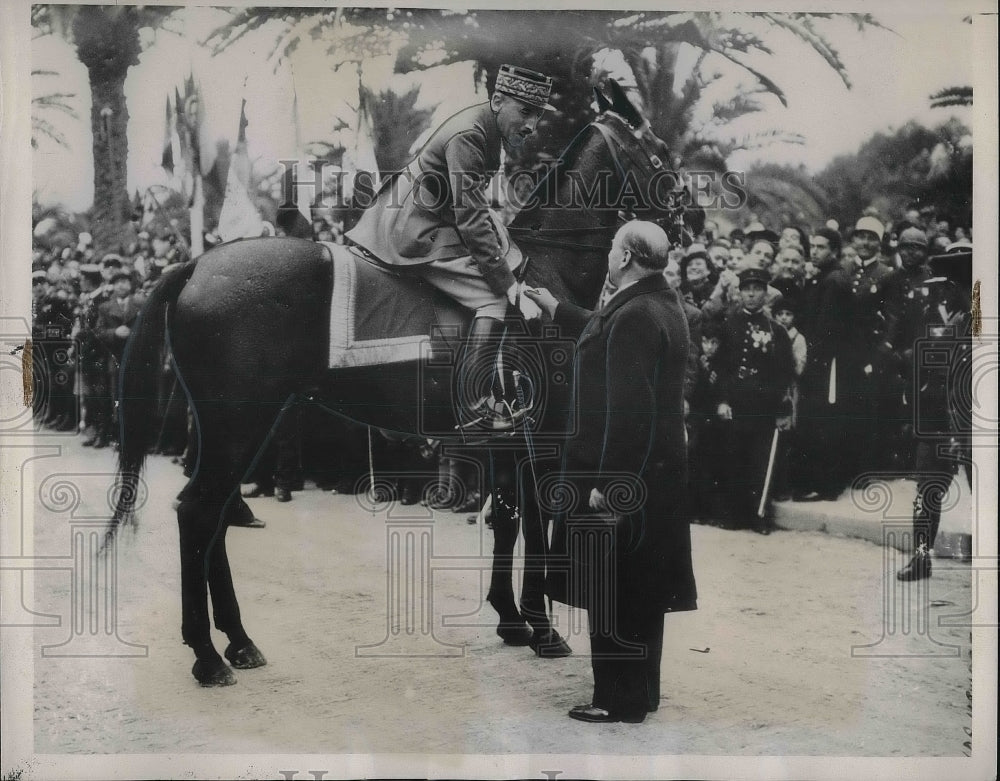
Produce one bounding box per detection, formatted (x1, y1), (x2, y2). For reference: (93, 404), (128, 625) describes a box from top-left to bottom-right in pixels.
(508, 114), (686, 254)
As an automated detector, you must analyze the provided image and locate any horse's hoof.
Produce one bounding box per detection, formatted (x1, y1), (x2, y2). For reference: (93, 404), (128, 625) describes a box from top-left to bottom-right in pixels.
(529, 629), (573, 658)
(224, 641), (267, 669)
(496, 622), (533, 646)
(192, 658), (237, 686)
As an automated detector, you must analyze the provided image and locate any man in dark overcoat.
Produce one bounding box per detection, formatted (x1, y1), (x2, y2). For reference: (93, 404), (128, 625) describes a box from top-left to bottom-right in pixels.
(346, 64), (553, 428)
(529, 220), (697, 724)
(97, 270), (144, 437)
(813, 216), (902, 488)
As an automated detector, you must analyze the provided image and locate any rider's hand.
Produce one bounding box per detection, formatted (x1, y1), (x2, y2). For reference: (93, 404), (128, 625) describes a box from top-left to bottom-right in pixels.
(522, 287), (559, 319)
(507, 281), (543, 320)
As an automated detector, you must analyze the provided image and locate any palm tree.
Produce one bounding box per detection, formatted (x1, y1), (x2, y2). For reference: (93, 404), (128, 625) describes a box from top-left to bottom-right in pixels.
(31, 69), (79, 151)
(32, 4), (179, 254)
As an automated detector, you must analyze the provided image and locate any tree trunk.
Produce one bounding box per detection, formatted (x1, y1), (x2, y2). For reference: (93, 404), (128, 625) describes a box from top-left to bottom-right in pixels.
(88, 73), (132, 255)
(72, 6), (141, 257)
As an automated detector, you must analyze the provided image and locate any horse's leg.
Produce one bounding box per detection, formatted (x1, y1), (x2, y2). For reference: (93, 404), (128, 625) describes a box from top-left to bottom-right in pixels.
(210, 506), (267, 669)
(485, 450), (532, 645)
(177, 405), (276, 685)
(518, 461), (572, 658)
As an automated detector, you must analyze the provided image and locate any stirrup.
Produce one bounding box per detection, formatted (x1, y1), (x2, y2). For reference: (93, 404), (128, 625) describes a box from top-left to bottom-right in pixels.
(463, 393), (531, 431)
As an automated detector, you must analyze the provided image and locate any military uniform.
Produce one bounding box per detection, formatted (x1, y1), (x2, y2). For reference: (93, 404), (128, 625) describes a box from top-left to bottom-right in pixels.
(74, 274), (113, 446)
(717, 293), (794, 529)
(897, 242), (973, 580)
(815, 253), (901, 486)
(346, 65), (555, 429)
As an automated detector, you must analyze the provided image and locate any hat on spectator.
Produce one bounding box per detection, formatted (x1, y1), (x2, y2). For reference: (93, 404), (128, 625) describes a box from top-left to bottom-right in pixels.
(79, 263), (103, 277)
(898, 226), (929, 247)
(738, 266), (771, 288)
(102, 253), (123, 268)
(745, 221), (779, 244)
(110, 269), (134, 284)
(853, 216), (885, 241)
(928, 240), (972, 289)
(32, 269), (47, 282)
(684, 242), (709, 263)
(771, 290), (800, 316)
(825, 219), (840, 232)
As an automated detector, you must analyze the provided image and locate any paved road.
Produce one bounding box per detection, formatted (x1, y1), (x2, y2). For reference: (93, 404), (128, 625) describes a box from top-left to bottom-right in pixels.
(8, 434), (980, 775)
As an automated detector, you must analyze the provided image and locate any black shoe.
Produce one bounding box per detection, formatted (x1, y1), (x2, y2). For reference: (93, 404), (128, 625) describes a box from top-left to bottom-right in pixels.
(274, 487), (292, 503)
(897, 550), (931, 581)
(567, 705), (645, 724)
(792, 490), (821, 502)
(92, 435), (110, 449)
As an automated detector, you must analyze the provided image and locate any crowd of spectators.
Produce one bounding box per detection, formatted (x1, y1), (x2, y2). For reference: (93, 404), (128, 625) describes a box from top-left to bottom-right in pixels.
(31, 206), (974, 540)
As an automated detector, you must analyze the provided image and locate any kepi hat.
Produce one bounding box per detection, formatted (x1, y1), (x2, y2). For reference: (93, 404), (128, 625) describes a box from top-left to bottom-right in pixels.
(738, 266), (771, 288)
(495, 65), (555, 111)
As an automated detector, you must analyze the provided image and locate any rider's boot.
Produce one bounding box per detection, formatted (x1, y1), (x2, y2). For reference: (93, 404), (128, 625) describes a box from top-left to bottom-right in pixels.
(459, 316), (531, 431)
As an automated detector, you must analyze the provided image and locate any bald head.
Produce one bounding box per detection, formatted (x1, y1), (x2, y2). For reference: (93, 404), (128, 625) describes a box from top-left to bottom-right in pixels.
(615, 220), (671, 271)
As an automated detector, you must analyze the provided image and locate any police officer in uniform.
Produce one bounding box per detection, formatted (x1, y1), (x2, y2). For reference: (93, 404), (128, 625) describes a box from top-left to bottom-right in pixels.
(717, 266), (794, 532)
(815, 216), (902, 488)
(897, 241), (973, 580)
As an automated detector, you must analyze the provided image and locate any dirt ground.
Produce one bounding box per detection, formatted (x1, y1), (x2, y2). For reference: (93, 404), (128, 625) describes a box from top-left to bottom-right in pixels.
(20, 440), (975, 768)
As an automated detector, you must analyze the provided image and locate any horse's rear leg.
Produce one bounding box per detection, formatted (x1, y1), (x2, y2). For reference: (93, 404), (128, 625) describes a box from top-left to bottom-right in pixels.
(178, 407), (279, 685)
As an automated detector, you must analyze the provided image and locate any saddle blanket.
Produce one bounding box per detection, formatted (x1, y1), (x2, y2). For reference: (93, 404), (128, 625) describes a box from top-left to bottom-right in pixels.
(323, 242), (466, 369)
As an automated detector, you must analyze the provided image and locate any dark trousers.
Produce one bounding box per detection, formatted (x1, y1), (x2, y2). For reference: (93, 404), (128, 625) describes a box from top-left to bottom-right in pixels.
(794, 360), (847, 497)
(729, 415), (776, 527)
(588, 597), (664, 717)
(911, 439), (970, 550)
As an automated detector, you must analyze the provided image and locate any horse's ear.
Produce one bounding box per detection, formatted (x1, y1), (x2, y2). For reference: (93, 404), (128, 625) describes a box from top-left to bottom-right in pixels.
(593, 86), (613, 115)
(606, 79), (644, 129)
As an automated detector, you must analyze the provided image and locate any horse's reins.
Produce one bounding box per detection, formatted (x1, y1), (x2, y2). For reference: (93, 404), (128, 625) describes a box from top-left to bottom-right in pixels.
(507, 116), (674, 254)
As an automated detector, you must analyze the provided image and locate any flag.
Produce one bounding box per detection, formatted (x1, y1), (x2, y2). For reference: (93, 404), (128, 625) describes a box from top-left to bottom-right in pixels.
(276, 77), (314, 239)
(342, 86), (381, 205)
(217, 98), (263, 242)
(161, 97), (174, 174)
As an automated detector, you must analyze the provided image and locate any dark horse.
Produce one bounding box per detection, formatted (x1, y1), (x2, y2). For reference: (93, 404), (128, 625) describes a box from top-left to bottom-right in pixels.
(111, 81), (699, 685)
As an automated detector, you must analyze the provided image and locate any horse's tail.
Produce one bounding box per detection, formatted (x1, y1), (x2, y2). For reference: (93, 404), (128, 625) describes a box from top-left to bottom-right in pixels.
(110, 261), (196, 536)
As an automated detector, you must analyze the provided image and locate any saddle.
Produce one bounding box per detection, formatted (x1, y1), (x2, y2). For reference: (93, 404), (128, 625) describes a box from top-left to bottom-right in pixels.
(321, 242), (470, 369)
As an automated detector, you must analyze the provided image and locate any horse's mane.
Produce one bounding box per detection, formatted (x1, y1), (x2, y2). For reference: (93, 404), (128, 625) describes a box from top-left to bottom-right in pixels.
(513, 118), (613, 228)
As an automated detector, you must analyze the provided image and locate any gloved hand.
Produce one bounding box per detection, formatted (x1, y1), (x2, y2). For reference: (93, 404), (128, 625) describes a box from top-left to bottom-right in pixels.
(507, 281), (542, 320)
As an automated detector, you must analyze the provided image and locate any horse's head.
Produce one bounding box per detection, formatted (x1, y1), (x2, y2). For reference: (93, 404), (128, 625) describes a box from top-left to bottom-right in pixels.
(591, 79), (704, 247)
(510, 79), (703, 307)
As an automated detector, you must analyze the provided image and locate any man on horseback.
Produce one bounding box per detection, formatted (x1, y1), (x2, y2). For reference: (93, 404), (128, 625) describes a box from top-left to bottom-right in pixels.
(346, 64), (553, 429)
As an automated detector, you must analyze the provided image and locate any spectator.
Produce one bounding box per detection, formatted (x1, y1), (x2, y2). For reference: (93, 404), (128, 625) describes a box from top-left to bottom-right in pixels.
(715, 267), (793, 532)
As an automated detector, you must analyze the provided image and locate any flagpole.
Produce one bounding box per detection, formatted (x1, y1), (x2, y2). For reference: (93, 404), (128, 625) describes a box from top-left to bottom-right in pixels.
(145, 186), (189, 254)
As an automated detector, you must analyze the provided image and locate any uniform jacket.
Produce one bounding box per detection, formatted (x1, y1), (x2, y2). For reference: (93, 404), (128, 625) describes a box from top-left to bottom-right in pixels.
(97, 294), (144, 359)
(717, 307), (794, 419)
(815, 257), (901, 378)
(546, 274), (697, 614)
(345, 102), (515, 297)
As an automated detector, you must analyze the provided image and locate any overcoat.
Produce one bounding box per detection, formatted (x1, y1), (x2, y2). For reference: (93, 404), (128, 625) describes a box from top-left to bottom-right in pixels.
(345, 102), (515, 297)
(546, 274), (697, 614)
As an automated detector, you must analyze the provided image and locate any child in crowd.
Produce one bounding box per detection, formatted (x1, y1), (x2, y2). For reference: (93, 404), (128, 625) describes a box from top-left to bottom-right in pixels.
(687, 318), (731, 524)
(771, 294), (806, 502)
